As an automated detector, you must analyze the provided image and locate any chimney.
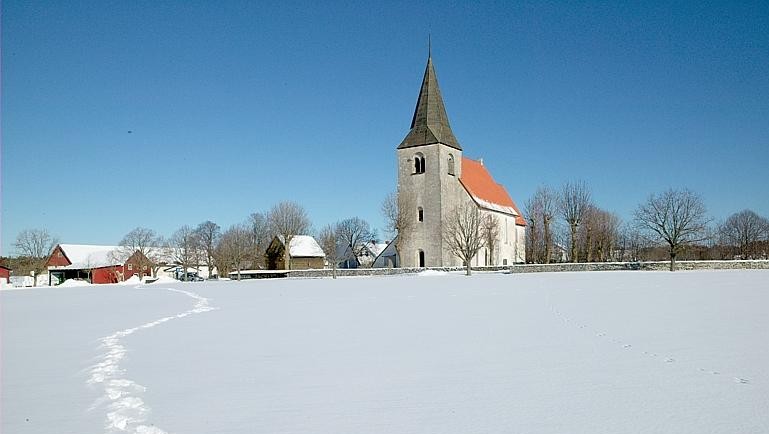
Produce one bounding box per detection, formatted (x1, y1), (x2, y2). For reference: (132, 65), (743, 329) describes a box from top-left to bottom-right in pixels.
(479, 158), (484, 166)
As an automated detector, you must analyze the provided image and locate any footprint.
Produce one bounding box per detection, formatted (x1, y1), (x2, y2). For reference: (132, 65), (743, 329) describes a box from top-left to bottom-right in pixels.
(734, 378), (749, 384)
(623, 344), (632, 349)
(665, 358), (675, 363)
(596, 332), (605, 337)
(711, 371), (720, 375)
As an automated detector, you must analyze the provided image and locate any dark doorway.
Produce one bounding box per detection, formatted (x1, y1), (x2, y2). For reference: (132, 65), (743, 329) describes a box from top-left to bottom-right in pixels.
(418, 250), (425, 267)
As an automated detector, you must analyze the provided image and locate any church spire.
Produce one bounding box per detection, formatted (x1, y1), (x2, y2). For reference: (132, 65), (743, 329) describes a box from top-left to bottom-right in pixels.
(398, 55), (462, 150)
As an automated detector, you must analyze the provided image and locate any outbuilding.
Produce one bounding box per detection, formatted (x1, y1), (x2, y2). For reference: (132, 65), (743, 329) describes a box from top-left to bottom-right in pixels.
(0, 264), (11, 283)
(265, 235), (325, 270)
(46, 244), (151, 285)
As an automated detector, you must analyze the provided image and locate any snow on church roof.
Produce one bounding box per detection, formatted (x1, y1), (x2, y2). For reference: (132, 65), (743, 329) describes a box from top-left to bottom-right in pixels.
(459, 157), (526, 226)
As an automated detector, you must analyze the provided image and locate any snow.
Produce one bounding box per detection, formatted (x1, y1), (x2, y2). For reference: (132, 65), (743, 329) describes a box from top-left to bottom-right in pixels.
(2, 270), (768, 434)
(118, 275), (143, 285)
(148, 276), (178, 284)
(58, 279), (93, 287)
(471, 195), (518, 216)
(54, 244), (123, 269)
(288, 235), (325, 257)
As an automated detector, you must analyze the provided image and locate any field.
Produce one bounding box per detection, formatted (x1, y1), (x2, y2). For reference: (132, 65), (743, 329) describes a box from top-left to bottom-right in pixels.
(2, 270), (768, 434)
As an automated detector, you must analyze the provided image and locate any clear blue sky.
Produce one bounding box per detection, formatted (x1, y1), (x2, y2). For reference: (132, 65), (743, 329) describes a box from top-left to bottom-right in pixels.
(2, 0), (768, 255)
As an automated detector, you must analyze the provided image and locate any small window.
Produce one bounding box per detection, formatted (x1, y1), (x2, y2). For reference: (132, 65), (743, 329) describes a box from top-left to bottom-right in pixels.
(143, 265), (148, 271)
(127, 264), (133, 271)
(57, 251), (63, 257)
(418, 207), (424, 222)
(448, 154), (455, 176)
(413, 153), (425, 174)
(503, 259), (508, 265)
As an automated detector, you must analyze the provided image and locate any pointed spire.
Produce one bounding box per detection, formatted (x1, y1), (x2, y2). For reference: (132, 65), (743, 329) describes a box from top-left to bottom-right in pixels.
(398, 55), (462, 150)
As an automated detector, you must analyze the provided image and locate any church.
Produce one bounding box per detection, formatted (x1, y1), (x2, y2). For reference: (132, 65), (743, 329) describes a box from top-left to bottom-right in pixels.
(395, 54), (526, 267)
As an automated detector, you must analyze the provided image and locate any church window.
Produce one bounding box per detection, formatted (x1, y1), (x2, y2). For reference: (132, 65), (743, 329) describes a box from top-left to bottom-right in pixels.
(414, 153), (425, 174)
(418, 207), (424, 222)
(448, 154), (455, 176)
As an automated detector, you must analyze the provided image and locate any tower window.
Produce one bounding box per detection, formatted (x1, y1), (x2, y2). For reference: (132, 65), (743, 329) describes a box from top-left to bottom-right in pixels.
(448, 154), (455, 176)
(418, 207), (424, 222)
(414, 153), (425, 174)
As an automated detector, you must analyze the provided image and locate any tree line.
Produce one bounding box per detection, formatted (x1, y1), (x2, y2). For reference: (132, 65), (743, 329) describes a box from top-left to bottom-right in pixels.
(524, 182), (769, 271)
(6, 188), (769, 280)
(7, 200), (387, 282)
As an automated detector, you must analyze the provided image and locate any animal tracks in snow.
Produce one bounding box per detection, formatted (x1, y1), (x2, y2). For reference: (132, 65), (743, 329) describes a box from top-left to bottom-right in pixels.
(87, 286), (218, 434)
(547, 304), (751, 386)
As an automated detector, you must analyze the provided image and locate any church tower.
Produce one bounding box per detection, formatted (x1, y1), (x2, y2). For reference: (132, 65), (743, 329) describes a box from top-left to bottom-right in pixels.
(396, 55), (464, 267)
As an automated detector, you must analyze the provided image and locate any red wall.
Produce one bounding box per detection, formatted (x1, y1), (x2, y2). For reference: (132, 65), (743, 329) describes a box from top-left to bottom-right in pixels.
(91, 266), (121, 284)
(90, 263), (147, 284)
(46, 245), (71, 267)
(0, 267), (10, 280)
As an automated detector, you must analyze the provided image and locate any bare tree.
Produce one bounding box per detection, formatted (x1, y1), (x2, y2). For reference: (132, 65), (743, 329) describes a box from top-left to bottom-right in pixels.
(443, 202), (485, 276)
(559, 181), (592, 262)
(113, 227), (161, 278)
(268, 201), (311, 271)
(170, 225), (200, 281)
(194, 221), (220, 278)
(381, 192), (413, 267)
(481, 213), (500, 265)
(524, 196), (542, 263)
(318, 223), (342, 279)
(526, 186), (557, 263)
(618, 223), (644, 262)
(216, 224), (251, 280)
(596, 209), (621, 261)
(719, 210), (769, 259)
(337, 217), (376, 267)
(13, 228), (58, 285)
(248, 212), (272, 269)
(581, 206), (621, 262)
(634, 188), (709, 271)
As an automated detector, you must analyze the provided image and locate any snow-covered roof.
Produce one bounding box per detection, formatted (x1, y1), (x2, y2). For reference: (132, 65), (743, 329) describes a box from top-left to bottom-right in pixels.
(288, 235), (325, 258)
(364, 242), (388, 258)
(53, 244), (123, 269)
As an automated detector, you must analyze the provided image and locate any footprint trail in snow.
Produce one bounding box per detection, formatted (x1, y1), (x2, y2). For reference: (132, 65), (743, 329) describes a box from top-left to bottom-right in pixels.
(87, 287), (218, 434)
(548, 302), (751, 386)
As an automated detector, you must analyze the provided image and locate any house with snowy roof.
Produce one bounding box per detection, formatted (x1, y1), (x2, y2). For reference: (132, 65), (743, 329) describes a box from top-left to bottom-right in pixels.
(338, 241), (389, 269)
(265, 235), (325, 270)
(45, 244), (152, 285)
(395, 54), (526, 267)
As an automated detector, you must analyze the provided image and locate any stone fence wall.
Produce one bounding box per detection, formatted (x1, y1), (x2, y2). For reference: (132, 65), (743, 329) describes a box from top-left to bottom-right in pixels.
(287, 260), (769, 279)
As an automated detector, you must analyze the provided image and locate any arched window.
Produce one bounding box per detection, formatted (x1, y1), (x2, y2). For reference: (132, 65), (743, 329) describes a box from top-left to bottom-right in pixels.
(418, 250), (425, 267)
(418, 207), (424, 222)
(414, 153), (425, 174)
(448, 154), (455, 176)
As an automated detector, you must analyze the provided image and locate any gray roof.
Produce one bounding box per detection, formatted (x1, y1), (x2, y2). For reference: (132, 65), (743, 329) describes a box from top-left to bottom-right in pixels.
(398, 56), (462, 151)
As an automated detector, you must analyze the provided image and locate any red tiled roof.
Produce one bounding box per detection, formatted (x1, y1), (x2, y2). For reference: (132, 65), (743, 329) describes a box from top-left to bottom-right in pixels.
(459, 157), (526, 226)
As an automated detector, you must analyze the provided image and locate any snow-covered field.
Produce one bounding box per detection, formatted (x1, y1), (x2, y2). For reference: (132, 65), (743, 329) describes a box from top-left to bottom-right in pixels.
(2, 270), (768, 434)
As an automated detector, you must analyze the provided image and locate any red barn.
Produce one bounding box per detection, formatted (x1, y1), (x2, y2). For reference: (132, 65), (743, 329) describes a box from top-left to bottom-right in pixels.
(46, 244), (152, 285)
(0, 264), (11, 282)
